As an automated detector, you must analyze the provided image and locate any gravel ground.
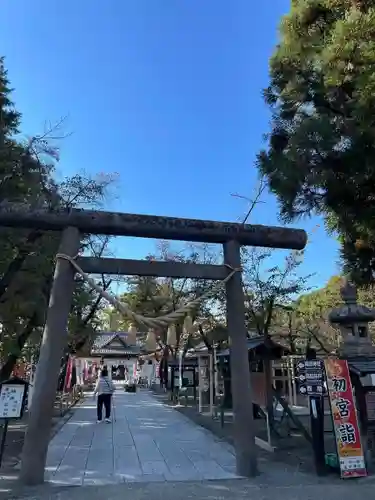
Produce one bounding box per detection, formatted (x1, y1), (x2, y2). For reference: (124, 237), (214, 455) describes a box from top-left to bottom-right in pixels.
(3, 476), (375, 500)
(2, 452), (374, 500)
(0, 407), (76, 472)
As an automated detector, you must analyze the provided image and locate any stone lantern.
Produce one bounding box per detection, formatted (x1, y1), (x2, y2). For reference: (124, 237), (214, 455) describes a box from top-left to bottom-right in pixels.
(329, 277), (375, 358)
(329, 277), (375, 468)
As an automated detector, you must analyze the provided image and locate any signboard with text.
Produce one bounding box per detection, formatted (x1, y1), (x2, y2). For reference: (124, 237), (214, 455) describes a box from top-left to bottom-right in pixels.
(0, 384), (25, 419)
(296, 359), (325, 397)
(325, 358), (367, 478)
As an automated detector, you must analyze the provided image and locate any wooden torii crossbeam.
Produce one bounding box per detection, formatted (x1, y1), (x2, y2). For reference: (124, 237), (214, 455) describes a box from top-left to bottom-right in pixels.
(0, 205), (307, 485)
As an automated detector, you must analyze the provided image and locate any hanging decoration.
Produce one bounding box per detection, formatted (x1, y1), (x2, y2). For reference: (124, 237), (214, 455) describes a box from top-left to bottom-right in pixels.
(145, 328), (157, 351)
(167, 324), (177, 346)
(109, 311), (121, 331)
(127, 324), (137, 344)
(183, 315), (193, 336)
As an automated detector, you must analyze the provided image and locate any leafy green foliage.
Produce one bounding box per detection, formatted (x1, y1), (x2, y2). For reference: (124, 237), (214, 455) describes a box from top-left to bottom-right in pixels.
(292, 273), (375, 349)
(258, 1), (375, 283)
(237, 247), (313, 353)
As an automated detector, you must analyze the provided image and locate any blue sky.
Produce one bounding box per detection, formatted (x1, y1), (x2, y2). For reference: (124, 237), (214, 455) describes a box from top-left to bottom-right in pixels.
(1, 0), (339, 290)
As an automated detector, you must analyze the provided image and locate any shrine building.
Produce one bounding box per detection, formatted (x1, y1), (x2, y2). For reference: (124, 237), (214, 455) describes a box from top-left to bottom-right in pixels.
(76, 328), (141, 383)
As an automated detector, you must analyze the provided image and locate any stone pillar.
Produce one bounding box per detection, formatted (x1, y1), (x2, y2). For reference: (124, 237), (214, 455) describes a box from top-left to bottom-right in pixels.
(20, 227), (81, 485)
(223, 240), (257, 477)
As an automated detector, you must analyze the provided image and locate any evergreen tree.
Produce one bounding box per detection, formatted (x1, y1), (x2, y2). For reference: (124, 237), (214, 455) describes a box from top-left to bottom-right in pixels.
(257, 0), (375, 283)
(0, 56), (20, 138)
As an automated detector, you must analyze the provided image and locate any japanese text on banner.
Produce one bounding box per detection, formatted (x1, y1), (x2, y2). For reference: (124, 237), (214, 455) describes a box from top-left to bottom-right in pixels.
(325, 359), (366, 478)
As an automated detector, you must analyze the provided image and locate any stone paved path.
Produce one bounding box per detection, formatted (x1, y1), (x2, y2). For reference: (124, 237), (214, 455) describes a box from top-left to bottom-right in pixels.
(45, 390), (239, 486)
(4, 390), (375, 499)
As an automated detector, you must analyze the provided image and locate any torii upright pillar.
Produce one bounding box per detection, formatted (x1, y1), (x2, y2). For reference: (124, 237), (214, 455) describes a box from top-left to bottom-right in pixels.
(20, 226), (81, 485)
(224, 239), (257, 477)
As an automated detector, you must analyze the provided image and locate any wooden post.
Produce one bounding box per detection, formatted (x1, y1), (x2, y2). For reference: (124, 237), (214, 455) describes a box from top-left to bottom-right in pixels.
(19, 227), (81, 485)
(198, 356), (203, 413)
(264, 355), (275, 438)
(287, 357), (293, 404)
(291, 357), (297, 406)
(223, 240), (257, 477)
(209, 353), (214, 416)
(213, 345), (219, 398)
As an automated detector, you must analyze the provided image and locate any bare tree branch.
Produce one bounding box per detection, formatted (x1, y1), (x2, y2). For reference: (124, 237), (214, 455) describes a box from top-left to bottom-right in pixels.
(231, 175), (267, 224)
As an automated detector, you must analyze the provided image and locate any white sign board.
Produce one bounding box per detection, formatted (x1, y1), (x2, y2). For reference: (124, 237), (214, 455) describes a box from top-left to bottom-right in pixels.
(0, 384), (25, 419)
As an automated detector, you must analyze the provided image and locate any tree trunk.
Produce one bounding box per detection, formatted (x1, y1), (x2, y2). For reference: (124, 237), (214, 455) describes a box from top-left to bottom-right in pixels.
(58, 279), (112, 385)
(0, 271), (53, 382)
(160, 348), (169, 388)
(287, 313), (297, 354)
(0, 312), (39, 382)
(198, 324), (212, 351)
(68, 278), (112, 354)
(57, 354), (69, 392)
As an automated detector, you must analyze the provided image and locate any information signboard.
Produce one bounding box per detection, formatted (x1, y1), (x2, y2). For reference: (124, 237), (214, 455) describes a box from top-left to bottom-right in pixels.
(325, 358), (367, 478)
(296, 359), (325, 397)
(0, 383), (25, 419)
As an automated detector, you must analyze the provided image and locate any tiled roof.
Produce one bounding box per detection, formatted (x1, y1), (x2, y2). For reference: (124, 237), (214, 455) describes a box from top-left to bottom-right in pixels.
(92, 333), (127, 349)
(217, 337), (287, 357)
(349, 359), (375, 376)
(92, 332), (143, 348)
(91, 332), (142, 356)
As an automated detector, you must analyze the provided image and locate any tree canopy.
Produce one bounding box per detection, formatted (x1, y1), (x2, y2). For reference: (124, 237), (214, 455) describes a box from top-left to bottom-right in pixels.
(257, 1), (375, 284)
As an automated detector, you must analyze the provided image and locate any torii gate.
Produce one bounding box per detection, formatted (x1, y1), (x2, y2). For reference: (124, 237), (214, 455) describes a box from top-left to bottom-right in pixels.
(0, 205), (307, 485)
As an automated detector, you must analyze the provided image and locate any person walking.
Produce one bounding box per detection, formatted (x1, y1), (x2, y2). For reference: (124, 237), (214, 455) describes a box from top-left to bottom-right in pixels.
(93, 366), (115, 423)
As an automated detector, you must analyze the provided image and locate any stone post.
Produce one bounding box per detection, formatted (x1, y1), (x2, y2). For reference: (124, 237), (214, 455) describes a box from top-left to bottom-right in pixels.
(223, 240), (257, 477)
(20, 227), (81, 485)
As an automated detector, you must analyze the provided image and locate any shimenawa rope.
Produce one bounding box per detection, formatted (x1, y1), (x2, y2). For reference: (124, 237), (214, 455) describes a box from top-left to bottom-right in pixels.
(56, 253), (240, 330)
